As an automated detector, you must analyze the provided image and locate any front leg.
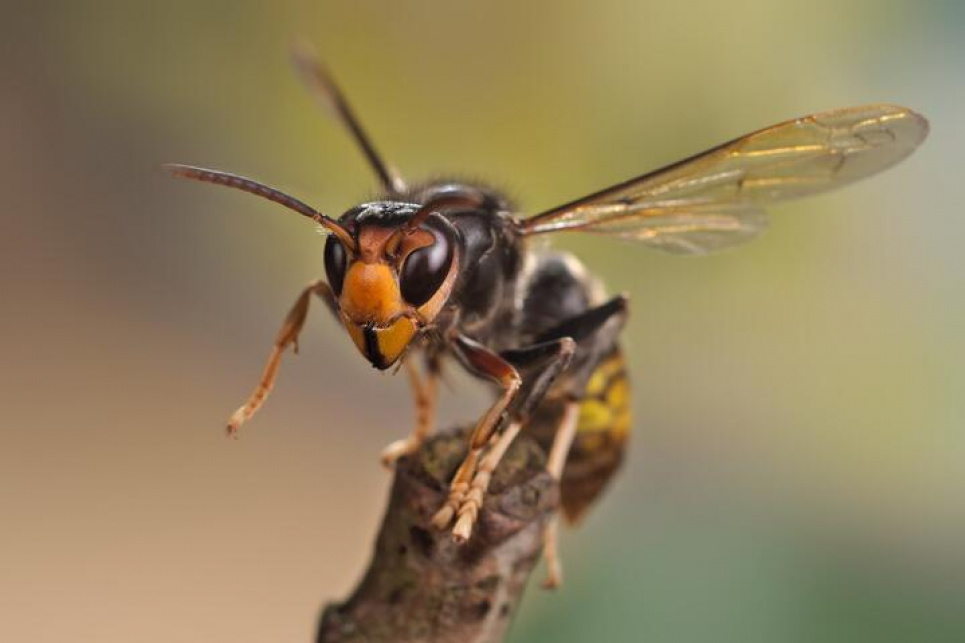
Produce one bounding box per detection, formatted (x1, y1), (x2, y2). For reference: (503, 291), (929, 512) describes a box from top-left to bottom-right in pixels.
(432, 334), (576, 542)
(226, 280), (337, 436)
(380, 356), (440, 468)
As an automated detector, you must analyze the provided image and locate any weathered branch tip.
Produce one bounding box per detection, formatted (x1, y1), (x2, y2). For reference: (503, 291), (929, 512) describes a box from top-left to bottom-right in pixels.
(317, 429), (559, 643)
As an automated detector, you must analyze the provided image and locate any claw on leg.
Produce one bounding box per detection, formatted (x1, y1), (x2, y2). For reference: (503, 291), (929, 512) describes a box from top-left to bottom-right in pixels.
(226, 344), (286, 437)
(431, 449), (480, 530)
(430, 481), (467, 530)
(380, 437), (422, 468)
(449, 420), (523, 543)
(452, 480), (485, 542)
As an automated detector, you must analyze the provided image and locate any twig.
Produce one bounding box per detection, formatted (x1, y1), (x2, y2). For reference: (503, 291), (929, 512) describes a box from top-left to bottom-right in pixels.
(316, 429), (559, 643)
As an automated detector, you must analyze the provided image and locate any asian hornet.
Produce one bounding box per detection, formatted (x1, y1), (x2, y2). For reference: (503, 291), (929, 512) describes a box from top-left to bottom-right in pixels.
(167, 44), (928, 588)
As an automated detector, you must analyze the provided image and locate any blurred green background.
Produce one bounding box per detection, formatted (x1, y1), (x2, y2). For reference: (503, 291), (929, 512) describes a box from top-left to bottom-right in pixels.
(1, 1), (962, 642)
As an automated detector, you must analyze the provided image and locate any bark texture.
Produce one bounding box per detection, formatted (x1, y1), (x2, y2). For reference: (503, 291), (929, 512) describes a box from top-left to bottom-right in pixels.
(316, 429), (558, 643)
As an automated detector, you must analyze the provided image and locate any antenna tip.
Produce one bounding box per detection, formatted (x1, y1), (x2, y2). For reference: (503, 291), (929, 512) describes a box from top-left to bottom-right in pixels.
(162, 163), (191, 177)
(290, 38), (321, 71)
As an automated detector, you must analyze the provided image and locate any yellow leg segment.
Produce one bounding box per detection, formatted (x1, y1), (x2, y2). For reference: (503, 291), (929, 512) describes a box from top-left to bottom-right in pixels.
(226, 280), (333, 436)
(452, 419), (524, 543)
(380, 360), (439, 467)
(542, 401), (580, 589)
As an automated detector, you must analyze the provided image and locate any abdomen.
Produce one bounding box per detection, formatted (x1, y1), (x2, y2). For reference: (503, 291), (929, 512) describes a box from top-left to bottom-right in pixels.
(517, 251), (631, 523)
(559, 347), (631, 523)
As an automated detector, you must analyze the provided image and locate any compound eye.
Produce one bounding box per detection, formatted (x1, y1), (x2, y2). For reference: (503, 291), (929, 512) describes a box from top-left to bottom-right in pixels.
(400, 229), (453, 306)
(324, 236), (348, 296)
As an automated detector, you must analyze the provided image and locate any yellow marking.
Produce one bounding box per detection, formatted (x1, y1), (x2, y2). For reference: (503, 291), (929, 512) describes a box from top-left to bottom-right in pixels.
(415, 250), (460, 323)
(612, 408), (631, 440)
(375, 316), (417, 365)
(596, 354), (625, 381)
(578, 400), (612, 433)
(576, 352), (631, 439)
(607, 378), (629, 410)
(339, 261), (405, 324)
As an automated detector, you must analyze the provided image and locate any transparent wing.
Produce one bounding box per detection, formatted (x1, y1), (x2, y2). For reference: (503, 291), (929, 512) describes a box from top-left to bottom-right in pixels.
(522, 104), (928, 254)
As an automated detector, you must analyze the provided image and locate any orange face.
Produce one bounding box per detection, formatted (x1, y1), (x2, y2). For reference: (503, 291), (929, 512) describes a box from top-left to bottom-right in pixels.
(324, 208), (458, 369)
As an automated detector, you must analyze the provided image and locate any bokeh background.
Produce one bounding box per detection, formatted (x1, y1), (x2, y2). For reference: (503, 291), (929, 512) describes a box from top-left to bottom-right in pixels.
(2, 1), (963, 641)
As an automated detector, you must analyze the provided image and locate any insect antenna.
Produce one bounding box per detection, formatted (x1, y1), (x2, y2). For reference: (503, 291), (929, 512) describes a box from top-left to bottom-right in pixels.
(292, 40), (407, 196)
(384, 191), (484, 256)
(164, 164), (356, 251)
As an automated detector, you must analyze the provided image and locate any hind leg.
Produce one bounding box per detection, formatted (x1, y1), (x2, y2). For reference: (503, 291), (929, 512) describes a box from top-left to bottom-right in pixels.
(542, 401), (581, 588)
(531, 295), (630, 588)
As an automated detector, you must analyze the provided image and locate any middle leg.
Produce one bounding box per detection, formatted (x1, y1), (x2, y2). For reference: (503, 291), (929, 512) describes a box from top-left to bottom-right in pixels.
(380, 356), (440, 468)
(434, 335), (576, 541)
(430, 334), (524, 532)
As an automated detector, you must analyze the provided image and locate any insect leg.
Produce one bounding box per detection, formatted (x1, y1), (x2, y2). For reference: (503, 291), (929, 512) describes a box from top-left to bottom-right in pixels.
(528, 295), (629, 587)
(546, 401), (581, 483)
(535, 294), (628, 347)
(225, 280), (337, 436)
(541, 401), (580, 589)
(380, 356), (440, 468)
(431, 335), (522, 531)
(450, 418), (524, 542)
(443, 337), (577, 542)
